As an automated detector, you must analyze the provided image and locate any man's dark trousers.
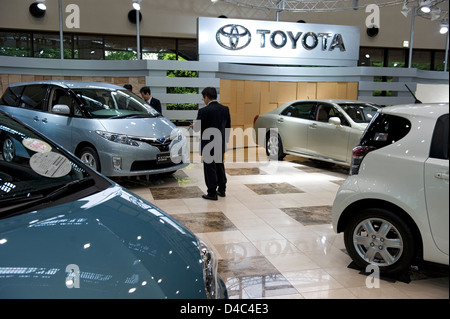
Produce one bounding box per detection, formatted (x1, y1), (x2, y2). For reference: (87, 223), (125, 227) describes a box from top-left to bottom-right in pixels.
(203, 156), (227, 196)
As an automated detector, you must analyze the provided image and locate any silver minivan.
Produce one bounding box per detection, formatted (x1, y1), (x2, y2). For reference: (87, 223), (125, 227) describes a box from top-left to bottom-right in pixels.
(0, 81), (189, 177)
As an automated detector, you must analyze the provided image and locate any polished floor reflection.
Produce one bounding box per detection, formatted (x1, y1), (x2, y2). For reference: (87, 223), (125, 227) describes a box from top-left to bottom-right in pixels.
(116, 147), (449, 299)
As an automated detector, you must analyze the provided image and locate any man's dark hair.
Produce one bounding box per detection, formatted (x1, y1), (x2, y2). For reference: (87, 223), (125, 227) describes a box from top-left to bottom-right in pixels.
(124, 84), (133, 91)
(140, 86), (151, 95)
(202, 87), (217, 100)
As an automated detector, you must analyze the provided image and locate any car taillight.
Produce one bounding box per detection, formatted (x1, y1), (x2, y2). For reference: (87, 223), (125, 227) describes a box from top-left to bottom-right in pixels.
(350, 146), (376, 175)
(253, 115), (259, 126)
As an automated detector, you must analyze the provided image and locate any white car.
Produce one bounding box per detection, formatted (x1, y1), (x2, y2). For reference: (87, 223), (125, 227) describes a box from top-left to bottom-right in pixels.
(253, 99), (380, 166)
(332, 103), (449, 275)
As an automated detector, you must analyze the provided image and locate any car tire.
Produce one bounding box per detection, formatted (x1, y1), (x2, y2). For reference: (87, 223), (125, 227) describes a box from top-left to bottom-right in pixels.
(79, 146), (101, 172)
(265, 131), (286, 160)
(2, 136), (15, 162)
(344, 207), (416, 276)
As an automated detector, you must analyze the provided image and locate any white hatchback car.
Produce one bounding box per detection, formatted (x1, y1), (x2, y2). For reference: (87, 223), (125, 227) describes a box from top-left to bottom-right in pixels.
(332, 103), (449, 275)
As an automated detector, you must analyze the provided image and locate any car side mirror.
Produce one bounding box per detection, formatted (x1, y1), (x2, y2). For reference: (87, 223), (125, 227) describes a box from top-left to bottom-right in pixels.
(329, 117), (341, 126)
(52, 104), (71, 115)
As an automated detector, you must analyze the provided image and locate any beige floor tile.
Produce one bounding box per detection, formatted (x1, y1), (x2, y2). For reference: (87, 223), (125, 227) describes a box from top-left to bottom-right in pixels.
(348, 283), (410, 299)
(266, 252), (321, 273)
(253, 239), (302, 257)
(395, 277), (449, 299)
(301, 288), (357, 299)
(283, 269), (344, 293)
(241, 228), (286, 242)
(201, 230), (249, 245)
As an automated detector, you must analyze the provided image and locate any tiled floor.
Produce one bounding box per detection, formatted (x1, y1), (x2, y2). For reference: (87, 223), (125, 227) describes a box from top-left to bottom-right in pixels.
(114, 147), (449, 299)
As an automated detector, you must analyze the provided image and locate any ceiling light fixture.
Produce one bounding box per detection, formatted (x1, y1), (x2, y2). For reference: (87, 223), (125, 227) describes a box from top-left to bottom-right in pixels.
(401, 2), (410, 18)
(419, 0), (432, 13)
(37, 0), (47, 11)
(29, 1), (47, 18)
(440, 24), (449, 34)
(132, 0), (142, 11)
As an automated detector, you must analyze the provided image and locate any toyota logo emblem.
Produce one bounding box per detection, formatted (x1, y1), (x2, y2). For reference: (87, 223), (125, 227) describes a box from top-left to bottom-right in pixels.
(216, 24), (251, 51)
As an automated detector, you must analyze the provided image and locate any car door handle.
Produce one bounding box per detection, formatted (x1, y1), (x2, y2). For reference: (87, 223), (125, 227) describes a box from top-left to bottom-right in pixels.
(33, 116), (39, 122)
(41, 118), (48, 124)
(277, 118), (284, 123)
(309, 123), (318, 128)
(435, 172), (449, 180)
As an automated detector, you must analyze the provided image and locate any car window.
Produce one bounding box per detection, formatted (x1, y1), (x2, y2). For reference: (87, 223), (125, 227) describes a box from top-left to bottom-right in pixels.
(281, 102), (315, 120)
(315, 103), (350, 126)
(74, 89), (159, 119)
(0, 112), (110, 218)
(19, 84), (47, 111)
(339, 103), (378, 123)
(48, 87), (83, 117)
(359, 113), (411, 148)
(0, 86), (23, 107)
(430, 114), (449, 160)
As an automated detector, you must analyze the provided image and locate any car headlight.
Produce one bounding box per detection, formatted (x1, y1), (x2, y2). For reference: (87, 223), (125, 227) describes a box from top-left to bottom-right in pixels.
(198, 239), (219, 299)
(170, 128), (185, 143)
(96, 130), (139, 147)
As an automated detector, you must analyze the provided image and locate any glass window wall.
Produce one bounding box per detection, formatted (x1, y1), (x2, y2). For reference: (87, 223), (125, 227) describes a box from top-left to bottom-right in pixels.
(0, 30), (446, 70)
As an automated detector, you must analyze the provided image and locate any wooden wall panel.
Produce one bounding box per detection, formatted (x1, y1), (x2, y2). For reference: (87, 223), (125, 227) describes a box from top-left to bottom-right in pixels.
(277, 82), (298, 105)
(317, 82), (338, 99)
(297, 82), (317, 100)
(347, 82), (358, 99)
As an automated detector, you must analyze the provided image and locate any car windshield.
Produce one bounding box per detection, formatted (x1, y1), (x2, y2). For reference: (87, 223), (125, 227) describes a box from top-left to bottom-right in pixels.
(339, 103), (379, 123)
(73, 88), (160, 119)
(0, 112), (109, 218)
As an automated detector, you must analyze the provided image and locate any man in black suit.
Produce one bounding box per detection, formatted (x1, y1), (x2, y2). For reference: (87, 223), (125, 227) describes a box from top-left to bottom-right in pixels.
(140, 86), (162, 114)
(195, 87), (231, 200)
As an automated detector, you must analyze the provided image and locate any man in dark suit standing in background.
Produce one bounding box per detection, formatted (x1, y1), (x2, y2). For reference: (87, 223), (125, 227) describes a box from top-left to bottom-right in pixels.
(140, 86), (162, 114)
(195, 87), (231, 200)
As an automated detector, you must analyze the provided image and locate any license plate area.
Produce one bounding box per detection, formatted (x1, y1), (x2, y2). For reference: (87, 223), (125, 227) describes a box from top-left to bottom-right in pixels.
(156, 152), (172, 165)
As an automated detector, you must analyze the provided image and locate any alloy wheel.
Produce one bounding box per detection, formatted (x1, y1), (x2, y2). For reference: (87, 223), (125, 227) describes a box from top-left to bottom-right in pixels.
(2, 137), (15, 162)
(352, 217), (404, 267)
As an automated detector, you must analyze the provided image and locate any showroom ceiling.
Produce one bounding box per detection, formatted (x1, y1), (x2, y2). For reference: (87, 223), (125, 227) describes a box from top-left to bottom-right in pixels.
(214, 0), (445, 12)
(214, 0), (448, 26)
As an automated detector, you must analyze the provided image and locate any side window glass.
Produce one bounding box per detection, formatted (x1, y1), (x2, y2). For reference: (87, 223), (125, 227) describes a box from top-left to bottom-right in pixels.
(430, 114), (449, 160)
(49, 88), (82, 118)
(360, 113), (411, 148)
(1, 86), (23, 106)
(330, 106), (350, 127)
(315, 104), (332, 122)
(19, 85), (47, 111)
(281, 102), (315, 120)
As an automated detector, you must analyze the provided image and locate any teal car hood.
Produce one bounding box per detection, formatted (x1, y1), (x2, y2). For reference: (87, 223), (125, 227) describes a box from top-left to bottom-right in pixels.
(0, 185), (206, 299)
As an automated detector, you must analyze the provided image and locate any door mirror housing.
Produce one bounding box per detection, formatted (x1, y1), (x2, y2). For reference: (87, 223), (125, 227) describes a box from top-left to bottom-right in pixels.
(52, 104), (71, 115)
(329, 117), (341, 126)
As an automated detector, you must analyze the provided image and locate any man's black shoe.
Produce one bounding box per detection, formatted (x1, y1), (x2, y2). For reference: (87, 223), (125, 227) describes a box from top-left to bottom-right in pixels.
(217, 190), (226, 197)
(202, 194), (218, 201)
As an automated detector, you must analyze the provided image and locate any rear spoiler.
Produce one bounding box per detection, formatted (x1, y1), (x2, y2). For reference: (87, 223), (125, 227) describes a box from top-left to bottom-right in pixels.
(405, 84), (422, 104)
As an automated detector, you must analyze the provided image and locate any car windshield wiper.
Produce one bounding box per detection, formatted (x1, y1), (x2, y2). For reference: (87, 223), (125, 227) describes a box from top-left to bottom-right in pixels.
(110, 114), (156, 119)
(0, 177), (95, 219)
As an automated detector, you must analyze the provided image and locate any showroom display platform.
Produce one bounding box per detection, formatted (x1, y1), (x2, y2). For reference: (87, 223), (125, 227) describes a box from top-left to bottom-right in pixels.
(113, 148), (449, 299)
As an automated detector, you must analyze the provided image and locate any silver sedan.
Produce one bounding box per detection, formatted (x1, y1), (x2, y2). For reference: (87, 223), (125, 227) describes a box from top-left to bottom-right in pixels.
(253, 99), (380, 166)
